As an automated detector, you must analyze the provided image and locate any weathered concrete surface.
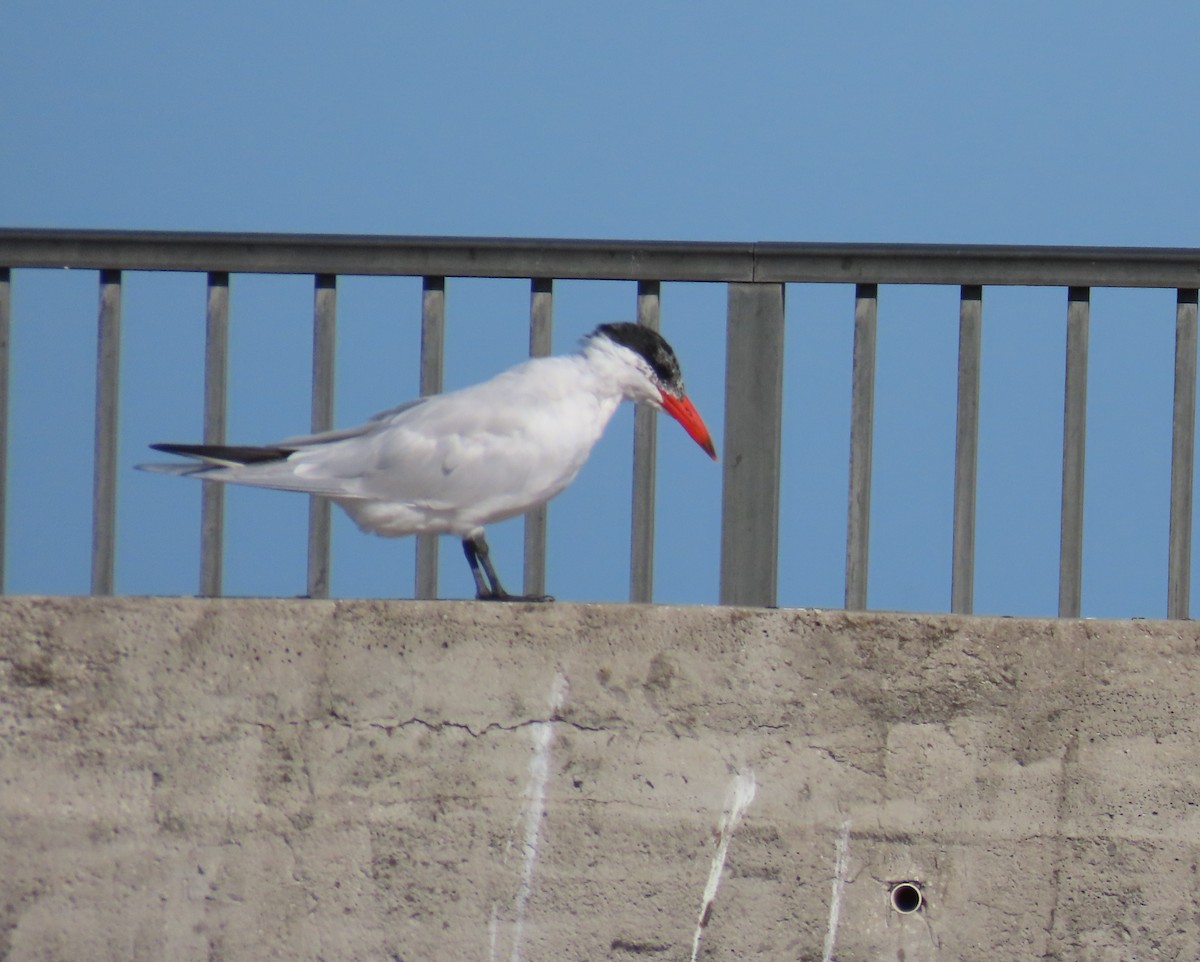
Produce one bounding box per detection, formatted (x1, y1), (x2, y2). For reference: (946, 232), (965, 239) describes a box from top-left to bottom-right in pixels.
(1, 597), (1198, 961)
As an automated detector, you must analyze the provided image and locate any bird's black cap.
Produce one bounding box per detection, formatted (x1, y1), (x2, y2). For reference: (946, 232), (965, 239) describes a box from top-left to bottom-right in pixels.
(594, 322), (684, 394)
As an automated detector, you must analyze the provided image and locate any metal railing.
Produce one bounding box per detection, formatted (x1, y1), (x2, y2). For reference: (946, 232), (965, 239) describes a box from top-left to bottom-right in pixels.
(1, 228), (1198, 616)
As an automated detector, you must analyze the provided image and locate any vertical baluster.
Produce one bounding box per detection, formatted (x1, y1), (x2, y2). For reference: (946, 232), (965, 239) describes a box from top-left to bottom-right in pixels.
(523, 278), (553, 597)
(0, 268), (9, 594)
(91, 269), (122, 595)
(199, 272), (230, 597)
(844, 283), (878, 611)
(307, 274), (336, 599)
(951, 285), (983, 614)
(1058, 287), (1089, 618)
(630, 280), (660, 603)
(1168, 288), (1198, 619)
(719, 282), (785, 607)
(415, 276), (445, 599)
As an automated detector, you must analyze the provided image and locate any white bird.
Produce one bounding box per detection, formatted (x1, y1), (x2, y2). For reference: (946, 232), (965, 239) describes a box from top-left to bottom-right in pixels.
(141, 322), (717, 601)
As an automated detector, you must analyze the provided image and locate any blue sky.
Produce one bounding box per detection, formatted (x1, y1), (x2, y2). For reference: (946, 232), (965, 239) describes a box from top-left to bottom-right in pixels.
(3, 2), (1199, 615)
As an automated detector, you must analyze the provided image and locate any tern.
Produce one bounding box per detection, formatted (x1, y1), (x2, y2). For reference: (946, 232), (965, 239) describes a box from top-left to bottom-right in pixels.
(141, 322), (717, 601)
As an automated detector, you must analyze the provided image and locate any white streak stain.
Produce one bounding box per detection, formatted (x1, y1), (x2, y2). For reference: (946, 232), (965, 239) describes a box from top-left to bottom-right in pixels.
(821, 819), (852, 962)
(488, 902), (501, 962)
(690, 770), (757, 962)
(508, 672), (569, 962)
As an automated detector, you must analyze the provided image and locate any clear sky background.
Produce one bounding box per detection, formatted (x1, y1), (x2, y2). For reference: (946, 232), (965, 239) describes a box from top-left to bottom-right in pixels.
(3, 1), (1200, 616)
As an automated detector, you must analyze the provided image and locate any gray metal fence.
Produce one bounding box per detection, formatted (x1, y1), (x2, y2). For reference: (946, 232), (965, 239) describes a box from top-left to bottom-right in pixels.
(1, 228), (1198, 617)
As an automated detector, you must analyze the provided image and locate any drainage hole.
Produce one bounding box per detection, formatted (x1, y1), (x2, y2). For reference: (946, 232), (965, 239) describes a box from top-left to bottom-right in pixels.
(890, 881), (923, 914)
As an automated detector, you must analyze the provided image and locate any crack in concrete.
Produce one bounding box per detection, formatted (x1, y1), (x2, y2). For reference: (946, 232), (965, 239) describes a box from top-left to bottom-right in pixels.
(233, 706), (794, 741)
(809, 743), (884, 780)
(368, 716), (605, 738)
(234, 715), (607, 738)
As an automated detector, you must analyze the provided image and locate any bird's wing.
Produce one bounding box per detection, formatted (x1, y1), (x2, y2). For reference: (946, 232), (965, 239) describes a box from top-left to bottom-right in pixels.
(341, 392), (554, 509)
(140, 354), (601, 519)
(319, 360), (597, 516)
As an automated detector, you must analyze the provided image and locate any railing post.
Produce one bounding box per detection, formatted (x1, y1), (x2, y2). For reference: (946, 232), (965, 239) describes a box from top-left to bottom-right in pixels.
(1168, 288), (1198, 619)
(0, 268), (9, 594)
(845, 283), (878, 610)
(523, 278), (553, 598)
(307, 274), (336, 599)
(415, 276), (445, 599)
(199, 272), (230, 597)
(630, 280), (660, 603)
(720, 282), (784, 606)
(91, 269), (122, 595)
(951, 285), (983, 614)
(1058, 286), (1090, 618)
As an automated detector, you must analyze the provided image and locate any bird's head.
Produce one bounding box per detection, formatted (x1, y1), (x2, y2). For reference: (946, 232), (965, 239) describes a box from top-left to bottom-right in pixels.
(590, 322), (718, 460)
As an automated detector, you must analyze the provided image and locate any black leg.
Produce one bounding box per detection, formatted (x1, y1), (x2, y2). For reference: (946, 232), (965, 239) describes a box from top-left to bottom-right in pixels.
(462, 537), (494, 599)
(471, 534), (509, 598)
(462, 534), (554, 603)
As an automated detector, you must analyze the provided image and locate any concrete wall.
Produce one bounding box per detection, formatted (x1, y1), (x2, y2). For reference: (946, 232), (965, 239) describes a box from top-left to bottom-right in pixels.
(1, 597), (1198, 961)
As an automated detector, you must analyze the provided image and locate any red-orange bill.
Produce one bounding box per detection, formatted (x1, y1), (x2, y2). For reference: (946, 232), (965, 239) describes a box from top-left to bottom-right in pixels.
(660, 392), (717, 460)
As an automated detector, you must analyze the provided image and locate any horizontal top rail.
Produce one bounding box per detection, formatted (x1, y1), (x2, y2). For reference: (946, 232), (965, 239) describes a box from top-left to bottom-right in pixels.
(4, 228), (1200, 288)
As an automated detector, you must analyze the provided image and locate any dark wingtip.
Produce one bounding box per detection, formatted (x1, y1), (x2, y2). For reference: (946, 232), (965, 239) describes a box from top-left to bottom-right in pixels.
(149, 442), (294, 464)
